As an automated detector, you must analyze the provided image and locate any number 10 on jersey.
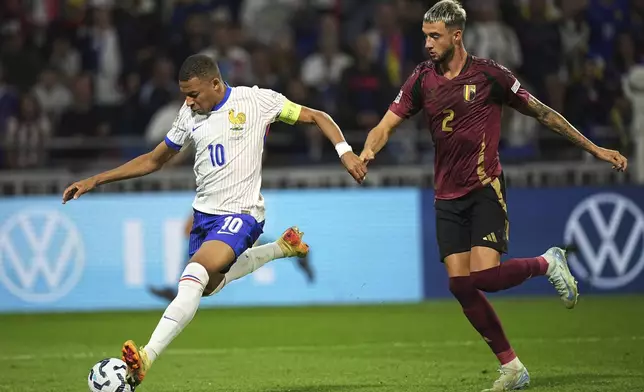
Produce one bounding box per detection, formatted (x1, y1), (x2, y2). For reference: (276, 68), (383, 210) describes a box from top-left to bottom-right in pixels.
(208, 143), (225, 166)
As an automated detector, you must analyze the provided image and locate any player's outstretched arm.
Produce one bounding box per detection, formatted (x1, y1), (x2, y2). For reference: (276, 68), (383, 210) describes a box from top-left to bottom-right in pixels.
(359, 110), (405, 165)
(519, 95), (628, 171)
(293, 106), (367, 183)
(62, 141), (179, 203)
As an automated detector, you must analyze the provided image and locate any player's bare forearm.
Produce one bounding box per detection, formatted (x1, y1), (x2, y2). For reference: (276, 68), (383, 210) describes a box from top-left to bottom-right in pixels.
(522, 96), (599, 155)
(296, 107), (346, 145)
(95, 141), (178, 185)
(362, 110), (405, 157)
(363, 126), (390, 156)
(93, 154), (159, 186)
(63, 141), (179, 203)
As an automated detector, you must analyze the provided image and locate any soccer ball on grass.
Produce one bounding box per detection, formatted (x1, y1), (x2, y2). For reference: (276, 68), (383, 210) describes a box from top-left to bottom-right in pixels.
(87, 358), (135, 392)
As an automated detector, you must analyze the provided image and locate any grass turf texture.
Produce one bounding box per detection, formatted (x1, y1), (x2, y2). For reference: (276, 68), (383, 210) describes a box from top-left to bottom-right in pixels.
(1, 296), (643, 392)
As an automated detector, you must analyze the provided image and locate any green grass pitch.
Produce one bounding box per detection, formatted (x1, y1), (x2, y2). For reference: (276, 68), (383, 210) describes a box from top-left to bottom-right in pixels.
(1, 296), (643, 392)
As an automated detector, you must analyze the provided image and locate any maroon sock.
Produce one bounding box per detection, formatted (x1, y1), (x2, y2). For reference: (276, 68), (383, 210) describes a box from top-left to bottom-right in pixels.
(471, 257), (549, 293)
(449, 277), (516, 365)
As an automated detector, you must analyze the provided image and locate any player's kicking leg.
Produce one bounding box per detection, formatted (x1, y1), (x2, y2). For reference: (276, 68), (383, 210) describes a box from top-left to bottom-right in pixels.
(145, 228), (310, 303)
(541, 247), (579, 308)
(121, 223), (308, 386)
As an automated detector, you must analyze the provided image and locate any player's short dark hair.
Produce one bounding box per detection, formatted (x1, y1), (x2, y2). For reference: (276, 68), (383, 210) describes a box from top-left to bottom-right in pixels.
(423, 0), (467, 31)
(178, 54), (221, 82)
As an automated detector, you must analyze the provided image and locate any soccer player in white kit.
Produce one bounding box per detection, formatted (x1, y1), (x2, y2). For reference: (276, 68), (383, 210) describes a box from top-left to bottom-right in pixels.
(62, 54), (367, 387)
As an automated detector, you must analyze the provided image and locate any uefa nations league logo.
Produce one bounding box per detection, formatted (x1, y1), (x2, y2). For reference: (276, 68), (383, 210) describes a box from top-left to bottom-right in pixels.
(564, 193), (644, 289)
(0, 209), (85, 302)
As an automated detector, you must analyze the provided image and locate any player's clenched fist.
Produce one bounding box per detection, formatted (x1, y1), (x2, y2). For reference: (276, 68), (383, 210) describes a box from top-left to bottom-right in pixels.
(62, 177), (98, 204)
(340, 152), (368, 184)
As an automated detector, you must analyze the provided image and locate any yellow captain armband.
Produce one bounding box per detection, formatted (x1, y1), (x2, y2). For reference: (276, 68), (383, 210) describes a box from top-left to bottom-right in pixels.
(277, 99), (302, 125)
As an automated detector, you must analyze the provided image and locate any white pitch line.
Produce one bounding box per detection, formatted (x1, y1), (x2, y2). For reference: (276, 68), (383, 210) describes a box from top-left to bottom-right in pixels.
(1, 336), (642, 362)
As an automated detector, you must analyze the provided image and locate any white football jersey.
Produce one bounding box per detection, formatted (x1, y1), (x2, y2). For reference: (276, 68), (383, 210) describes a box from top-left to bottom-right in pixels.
(165, 86), (298, 222)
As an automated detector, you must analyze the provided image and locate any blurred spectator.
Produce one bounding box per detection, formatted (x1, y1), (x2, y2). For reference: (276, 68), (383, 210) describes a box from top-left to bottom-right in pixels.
(366, 2), (416, 87)
(270, 29), (302, 87)
(32, 67), (73, 123)
(0, 64), (19, 139)
(48, 37), (82, 82)
(623, 62), (644, 184)
(170, 13), (209, 69)
(139, 57), (177, 132)
(585, 0), (629, 66)
(118, 71), (143, 135)
(4, 94), (51, 169)
(248, 45), (279, 90)
(200, 22), (251, 86)
(559, 0), (590, 81)
(628, 0), (644, 63)
(78, 5), (124, 109)
(337, 33), (391, 131)
(240, 0), (302, 45)
(301, 14), (352, 115)
(58, 73), (109, 139)
(564, 57), (613, 134)
(0, 30), (42, 93)
(465, 0), (522, 70)
(516, 0), (565, 112)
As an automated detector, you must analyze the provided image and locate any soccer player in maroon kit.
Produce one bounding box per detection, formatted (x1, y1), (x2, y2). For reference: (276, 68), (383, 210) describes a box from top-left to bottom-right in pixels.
(359, 1), (628, 391)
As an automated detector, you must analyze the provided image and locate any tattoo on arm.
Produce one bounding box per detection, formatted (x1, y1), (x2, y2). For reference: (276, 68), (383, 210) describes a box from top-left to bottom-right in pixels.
(524, 96), (597, 153)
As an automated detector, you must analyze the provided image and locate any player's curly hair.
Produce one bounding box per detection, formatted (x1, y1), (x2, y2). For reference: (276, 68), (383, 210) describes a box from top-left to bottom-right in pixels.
(179, 54), (221, 81)
(423, 0), (467, 30)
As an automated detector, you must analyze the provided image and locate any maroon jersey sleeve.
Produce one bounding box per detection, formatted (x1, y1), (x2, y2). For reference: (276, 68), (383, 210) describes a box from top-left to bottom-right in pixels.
(488, 61), (532, 110)
(388, 64), (425, 119)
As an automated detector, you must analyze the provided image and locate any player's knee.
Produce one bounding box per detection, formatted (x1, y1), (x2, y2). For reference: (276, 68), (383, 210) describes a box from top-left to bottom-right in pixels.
(470, 270), (500, 293)
(202, 273), (224, 296)
(448, 276), (476, 298)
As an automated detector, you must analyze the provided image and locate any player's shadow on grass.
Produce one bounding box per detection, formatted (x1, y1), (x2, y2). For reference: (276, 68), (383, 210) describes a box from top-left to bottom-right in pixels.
(265, 384), (385, 392)
(534, 373), (644, 389)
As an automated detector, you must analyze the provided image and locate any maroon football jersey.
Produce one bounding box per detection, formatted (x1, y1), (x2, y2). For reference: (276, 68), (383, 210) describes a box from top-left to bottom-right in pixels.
(389, 55), (531, 200)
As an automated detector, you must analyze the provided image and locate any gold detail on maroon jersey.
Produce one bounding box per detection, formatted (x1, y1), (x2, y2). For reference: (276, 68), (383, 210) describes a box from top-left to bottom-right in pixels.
(476, 140), (492, 186)
(490, 177), (510, 241)
(463, 84), (477, 102)
(441, 109), (455, 132)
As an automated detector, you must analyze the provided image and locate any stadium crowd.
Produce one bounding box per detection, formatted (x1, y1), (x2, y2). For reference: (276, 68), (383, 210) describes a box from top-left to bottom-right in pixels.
(0, 0), (642, 172)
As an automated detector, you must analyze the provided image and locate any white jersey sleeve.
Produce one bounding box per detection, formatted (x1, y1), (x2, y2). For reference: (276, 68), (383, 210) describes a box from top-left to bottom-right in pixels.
(254, 87), (302, 125)
(164, 102), (193, 150)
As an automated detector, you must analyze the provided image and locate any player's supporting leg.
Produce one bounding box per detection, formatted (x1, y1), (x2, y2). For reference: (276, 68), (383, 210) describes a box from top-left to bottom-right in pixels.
(121, 226), (308, 386)
(447, 254), (530, 392)
(446, 253), (520, 366)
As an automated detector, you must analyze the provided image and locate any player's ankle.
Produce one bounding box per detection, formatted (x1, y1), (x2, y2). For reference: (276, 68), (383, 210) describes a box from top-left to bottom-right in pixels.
(143, 346), (158, 363)
(502, 356), (524, 371)
(496, 348), (517, 366)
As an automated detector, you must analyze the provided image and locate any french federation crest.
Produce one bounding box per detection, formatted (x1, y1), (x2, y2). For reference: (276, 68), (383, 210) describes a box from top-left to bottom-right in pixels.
(463, 84), (476, 102)
(228, 109), (246, 131)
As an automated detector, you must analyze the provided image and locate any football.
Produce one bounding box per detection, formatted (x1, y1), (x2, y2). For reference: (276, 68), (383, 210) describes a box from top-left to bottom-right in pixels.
(87, 358), (135, 392)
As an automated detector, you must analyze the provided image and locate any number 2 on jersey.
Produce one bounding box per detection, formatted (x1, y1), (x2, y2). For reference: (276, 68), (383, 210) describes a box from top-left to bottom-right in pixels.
(208, 143), (225, 166)
(442, 109), (455, 132)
